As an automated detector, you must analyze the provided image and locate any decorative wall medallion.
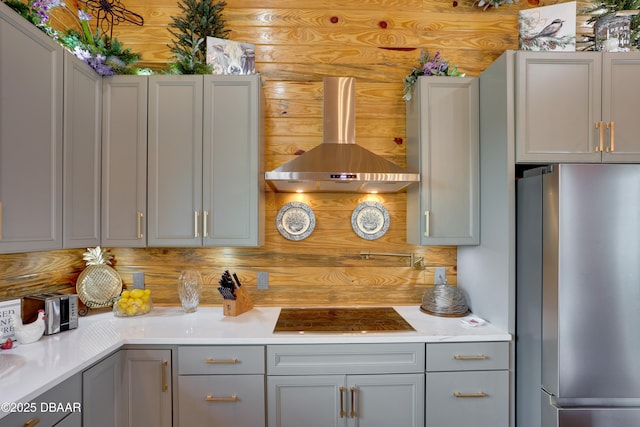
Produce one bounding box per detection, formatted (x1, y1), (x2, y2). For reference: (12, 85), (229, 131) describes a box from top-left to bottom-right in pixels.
(276, 202), (316, 241)
(351, 201), (390, 240)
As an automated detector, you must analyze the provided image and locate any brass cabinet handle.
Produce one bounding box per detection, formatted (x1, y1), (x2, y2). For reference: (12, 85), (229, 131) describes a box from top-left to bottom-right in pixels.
(203, 210), (209, 237)
(424, 210), (430, 237)
(194, 211), (200, 238)
(339, 386), (346, 418)
(350, 386), (356, 418)
(161, 360), (168, 392)
(454, 354), (487, 361)
(607, 121), (615, 152)
(205, 394), (238, 402)
(595, 121), (605, 152)
(23, 418), (40, 427)
(454, 391), (488, 398)
(137, 211), (144, 239)
(205, 357), (238, 364)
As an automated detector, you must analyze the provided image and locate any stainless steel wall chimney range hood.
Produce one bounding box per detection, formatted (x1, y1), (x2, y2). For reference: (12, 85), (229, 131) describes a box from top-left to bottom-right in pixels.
(264, 77), (419, 193)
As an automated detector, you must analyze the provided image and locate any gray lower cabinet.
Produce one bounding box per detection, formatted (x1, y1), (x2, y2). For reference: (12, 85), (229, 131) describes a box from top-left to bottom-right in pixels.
(82, 350), (123, 427)
(122, 348), (173, 427)
(63, 51), (102, 249)
(177, 345), (266, 427)
(267, 343), (425, 427)
(0, 1), (63, 254)
(0, 373), (82, 427)
(514, 51), (640, 163)
(406, 76), (479, 246)
(147, 75), (264, 247)
(425, 342), (509, 427)
(101, 76), (148, 247)
(83, 348), (173, 427)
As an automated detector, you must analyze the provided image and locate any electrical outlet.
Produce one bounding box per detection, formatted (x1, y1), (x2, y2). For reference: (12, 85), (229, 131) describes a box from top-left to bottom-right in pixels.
(133, 272), (145, 289)
(257, 272), (269, 290)
(434, 268), (446, 285)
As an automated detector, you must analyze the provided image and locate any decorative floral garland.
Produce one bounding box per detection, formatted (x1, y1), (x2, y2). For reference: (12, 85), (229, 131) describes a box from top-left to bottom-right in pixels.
(403, 50), (465, 101)
(473, 0), (520, 10)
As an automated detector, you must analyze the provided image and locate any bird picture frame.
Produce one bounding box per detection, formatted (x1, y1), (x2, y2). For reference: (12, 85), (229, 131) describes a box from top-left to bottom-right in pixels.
(518, 1), (577, 51)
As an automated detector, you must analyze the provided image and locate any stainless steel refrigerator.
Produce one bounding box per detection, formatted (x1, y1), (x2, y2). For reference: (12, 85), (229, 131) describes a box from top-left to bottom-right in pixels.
(516, 164), (640, 427)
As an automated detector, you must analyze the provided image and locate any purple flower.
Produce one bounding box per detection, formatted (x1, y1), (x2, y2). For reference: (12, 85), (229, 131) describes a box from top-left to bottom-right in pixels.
(78, 10), (92, 21)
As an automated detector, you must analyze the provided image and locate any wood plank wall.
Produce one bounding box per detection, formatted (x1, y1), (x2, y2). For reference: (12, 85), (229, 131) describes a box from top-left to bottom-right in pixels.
(0, 0), (592, 308)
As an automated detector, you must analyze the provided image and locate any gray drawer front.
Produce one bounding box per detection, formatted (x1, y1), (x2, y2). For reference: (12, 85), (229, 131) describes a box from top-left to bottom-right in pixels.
(178, 345), (265, 375)
(267, 343), (425, 375)
(426, 370), (509, 427)
(426, 342), (508, 371)
(0, 373), (82, 427)
(178, 375), (265, 427)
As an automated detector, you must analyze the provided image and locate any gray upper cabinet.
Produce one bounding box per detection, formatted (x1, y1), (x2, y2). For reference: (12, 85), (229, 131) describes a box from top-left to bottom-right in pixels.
(0, 2), (63, 254)
(148, 74), (264, 247)
(515, 51), (640, 163)
(63, 51), (102, 248)
(406, 76), (479, 246)
(102, 76), (148, 247)
(203, 75), (264, 247)
(147, 75), (204, 247)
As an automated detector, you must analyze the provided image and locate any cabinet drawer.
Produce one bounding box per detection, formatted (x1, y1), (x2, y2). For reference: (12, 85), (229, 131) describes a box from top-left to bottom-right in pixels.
(0, 374), (82, 427)
(178, 374), (265, 427)
(178, 345), (265, 375)
(426, 342), (508, 372)
(426, 371), (509, 427)
(267, 343), (425, 375)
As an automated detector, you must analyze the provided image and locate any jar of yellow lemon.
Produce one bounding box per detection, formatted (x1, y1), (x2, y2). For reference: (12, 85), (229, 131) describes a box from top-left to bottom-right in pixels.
(113, 288), (153, 317)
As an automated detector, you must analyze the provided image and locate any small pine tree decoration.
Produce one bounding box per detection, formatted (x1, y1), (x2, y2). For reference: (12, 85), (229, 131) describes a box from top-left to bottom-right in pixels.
(167, 0), (230, 74)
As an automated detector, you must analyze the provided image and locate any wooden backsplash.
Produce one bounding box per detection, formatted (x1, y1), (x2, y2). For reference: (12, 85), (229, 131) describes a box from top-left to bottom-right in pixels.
(1, 0), (591, 307)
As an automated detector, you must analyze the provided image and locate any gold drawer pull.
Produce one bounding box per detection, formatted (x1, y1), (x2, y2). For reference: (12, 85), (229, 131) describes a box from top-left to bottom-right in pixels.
(454, 354), (487, 361)
(339, 386), (346, 418)
(205, 394), (238, 402)
(454, 391), (487, 398)
(161, 360), (169, 392)
(205, 357), (238, 364)
(23, 418), (41, 427)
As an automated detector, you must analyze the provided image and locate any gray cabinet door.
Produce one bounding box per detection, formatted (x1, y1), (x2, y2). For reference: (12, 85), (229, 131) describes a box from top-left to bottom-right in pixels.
(515, 52), (602, 163)
(101, 76), (148, 247)
(147, 75), (203, 246)
(122, 349), (172, 427)
(82, 351), (123, 427)
(0, 2), (63, 253)
(601, 52), (640, 163)
(63, 51), (101, 248)
(348, 373), (424, 427)
(268, 375), (346, 427)
(406, 76), (479, 246)
(203, 75), (264, 247)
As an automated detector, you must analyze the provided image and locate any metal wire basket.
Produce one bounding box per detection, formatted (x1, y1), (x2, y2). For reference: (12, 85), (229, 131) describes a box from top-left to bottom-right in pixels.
(420, 281), (470, 317)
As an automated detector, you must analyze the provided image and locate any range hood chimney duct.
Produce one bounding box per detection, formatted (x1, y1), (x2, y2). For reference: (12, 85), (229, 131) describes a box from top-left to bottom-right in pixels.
(264, 77), (419, 193)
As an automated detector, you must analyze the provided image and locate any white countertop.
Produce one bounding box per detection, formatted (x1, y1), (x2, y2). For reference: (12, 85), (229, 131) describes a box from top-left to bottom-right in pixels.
(0, 306), (510, 418)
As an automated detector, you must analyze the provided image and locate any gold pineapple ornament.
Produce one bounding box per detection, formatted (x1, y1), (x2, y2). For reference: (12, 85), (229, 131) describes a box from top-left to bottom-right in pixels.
(76, 247), (123, 313)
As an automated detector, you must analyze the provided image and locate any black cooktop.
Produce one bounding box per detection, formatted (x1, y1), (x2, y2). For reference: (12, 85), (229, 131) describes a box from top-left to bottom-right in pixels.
(273, 307), (416, 334)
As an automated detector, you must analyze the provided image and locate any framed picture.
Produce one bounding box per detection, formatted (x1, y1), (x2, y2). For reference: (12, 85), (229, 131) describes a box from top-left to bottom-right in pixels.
(519, 2), (576, 51)
(0, 298), (20, 341)
(206, 37), (256, 75)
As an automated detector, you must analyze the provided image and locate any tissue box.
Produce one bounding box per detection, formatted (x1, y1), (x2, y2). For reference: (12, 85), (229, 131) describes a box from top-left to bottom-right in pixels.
(206, 37), (255, 75)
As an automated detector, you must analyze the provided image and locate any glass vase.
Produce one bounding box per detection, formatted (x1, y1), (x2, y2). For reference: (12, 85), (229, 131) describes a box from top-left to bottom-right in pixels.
(177, 270), (203, 313)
